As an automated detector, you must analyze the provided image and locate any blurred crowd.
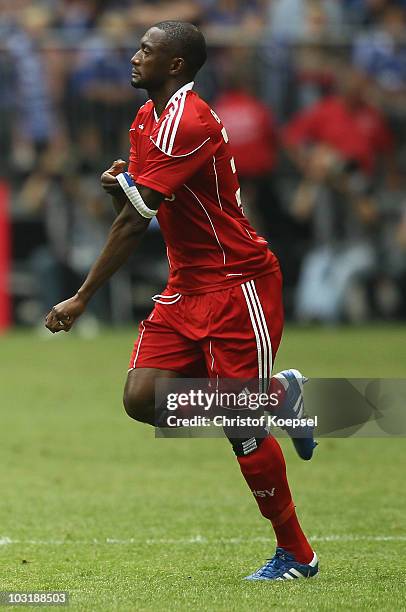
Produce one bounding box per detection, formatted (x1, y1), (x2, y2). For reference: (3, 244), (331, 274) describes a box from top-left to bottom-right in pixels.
(1, 0), (406, 329)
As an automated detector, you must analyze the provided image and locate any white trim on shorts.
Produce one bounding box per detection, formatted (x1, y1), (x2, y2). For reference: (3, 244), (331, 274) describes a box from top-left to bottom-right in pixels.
(241, 280), (273, 392)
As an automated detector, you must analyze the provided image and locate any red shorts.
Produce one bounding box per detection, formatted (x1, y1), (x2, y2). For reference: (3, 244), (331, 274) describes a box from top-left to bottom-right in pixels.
(128, 271), (284, 381)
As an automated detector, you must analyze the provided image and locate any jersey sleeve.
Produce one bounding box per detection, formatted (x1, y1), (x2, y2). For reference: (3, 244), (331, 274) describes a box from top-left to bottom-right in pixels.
(128, 138), (138, 176)
(128, 102), (150, 176)
(136, 99), (212, 196)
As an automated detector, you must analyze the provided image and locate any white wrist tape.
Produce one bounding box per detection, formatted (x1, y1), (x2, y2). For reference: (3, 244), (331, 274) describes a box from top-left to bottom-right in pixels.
(116, 172), (158, 219)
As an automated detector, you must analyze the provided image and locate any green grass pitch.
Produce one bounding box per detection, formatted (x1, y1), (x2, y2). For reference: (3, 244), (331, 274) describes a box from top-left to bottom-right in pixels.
(1, 325), (405, 610)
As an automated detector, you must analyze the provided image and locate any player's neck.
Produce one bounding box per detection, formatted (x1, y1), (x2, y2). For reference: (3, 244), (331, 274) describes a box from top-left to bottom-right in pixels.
(149, 80), (190, 118)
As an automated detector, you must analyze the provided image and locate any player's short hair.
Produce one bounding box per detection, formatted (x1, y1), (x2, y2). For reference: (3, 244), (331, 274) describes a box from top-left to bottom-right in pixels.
(153, 21), (207, 77)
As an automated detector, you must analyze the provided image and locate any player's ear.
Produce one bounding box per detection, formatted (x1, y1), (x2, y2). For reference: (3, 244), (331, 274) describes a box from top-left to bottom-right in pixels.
(169, 57), (185, 76)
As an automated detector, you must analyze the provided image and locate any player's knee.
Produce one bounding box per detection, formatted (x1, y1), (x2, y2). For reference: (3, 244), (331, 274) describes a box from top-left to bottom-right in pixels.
(123, 379), (154, 424)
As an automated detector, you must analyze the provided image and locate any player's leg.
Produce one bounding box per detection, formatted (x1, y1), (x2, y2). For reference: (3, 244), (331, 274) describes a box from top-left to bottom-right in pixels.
(123, 305), (205, 425)
(123, 367), (181, 425)
(203, 272), (317, 579)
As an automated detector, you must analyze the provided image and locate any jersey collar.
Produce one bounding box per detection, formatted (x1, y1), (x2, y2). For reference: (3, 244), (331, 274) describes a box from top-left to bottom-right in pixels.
(165, 81), (194, 109)
(153, 81), (194, 123)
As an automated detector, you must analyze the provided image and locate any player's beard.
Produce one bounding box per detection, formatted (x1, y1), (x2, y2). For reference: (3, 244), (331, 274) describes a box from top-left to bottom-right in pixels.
(131, 75), (143, 88)
(131, 75), (157, 90)
(131, 68), (148, 88)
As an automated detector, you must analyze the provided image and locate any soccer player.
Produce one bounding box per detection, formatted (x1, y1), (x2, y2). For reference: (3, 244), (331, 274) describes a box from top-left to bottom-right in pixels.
(45, 21), (318, 580)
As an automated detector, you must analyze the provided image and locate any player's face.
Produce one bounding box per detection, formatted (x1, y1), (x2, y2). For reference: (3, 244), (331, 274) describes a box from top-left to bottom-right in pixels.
(131, 27), (174, 90)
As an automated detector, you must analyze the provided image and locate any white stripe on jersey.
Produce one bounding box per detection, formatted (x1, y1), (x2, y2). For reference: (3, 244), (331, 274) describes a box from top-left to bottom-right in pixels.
(155, 113), (171, 149)
(167, 91), (187, 155)
(150, 82), (210, 158)
(212, 156), (223, 211)
(166, 246), (172, 269)
(184, 185), (226, 265)
(150, 137), (210, 158)
(160, 101), (179, 152)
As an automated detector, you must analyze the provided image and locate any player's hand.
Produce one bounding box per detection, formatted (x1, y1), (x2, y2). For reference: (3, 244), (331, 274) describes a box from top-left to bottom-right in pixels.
(45, 294), (86, 333)
(101, 159), (127, 195)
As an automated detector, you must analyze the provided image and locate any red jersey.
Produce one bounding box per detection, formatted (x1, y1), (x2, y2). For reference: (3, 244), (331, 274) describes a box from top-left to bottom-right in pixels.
(283, 95), (393, 175)
(214, 90), (277, 177)
(128, 82), (278, 295)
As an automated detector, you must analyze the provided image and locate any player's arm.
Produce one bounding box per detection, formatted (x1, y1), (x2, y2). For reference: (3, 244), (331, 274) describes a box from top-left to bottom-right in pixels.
(45, 184), (163, 333)
(101, 159), (129, 215)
